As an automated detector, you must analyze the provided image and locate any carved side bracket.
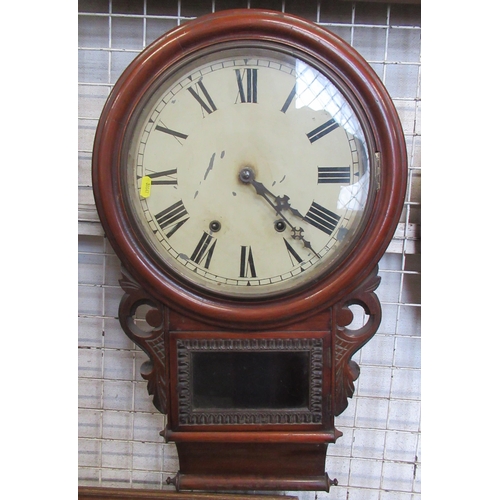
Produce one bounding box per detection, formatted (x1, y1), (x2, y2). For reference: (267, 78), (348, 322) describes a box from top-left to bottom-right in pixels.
(333, 266), (382, 417)
(118, 270), (169, 415)
(117, 266), (382, 421)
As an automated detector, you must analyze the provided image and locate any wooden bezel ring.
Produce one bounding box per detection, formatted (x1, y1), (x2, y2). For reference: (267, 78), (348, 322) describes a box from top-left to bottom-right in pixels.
(92, 9), (407, 330)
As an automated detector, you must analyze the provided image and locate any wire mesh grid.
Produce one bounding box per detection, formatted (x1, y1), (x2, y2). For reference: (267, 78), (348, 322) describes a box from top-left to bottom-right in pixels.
(78, 1), (421, 498)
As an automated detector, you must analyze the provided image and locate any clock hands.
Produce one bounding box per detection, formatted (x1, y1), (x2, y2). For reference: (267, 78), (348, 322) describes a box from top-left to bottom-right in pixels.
(247, 177), (306, 221)
(239, 167), (319, 257)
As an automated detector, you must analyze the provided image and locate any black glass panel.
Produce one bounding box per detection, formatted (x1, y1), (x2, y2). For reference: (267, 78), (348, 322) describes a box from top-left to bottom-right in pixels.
(191, 351), (310, 410)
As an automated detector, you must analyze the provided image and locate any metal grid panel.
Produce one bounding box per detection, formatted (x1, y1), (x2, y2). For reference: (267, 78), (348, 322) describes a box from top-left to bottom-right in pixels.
(78, 1), (421, 498)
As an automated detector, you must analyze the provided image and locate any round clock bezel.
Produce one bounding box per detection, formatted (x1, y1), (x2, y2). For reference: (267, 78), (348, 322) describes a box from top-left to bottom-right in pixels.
(92, 9), (407, 329)
(121, 41), (376, 301)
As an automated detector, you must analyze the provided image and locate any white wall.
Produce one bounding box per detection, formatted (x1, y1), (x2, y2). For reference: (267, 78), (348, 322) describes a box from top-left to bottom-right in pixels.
(78, 1), (421, 498)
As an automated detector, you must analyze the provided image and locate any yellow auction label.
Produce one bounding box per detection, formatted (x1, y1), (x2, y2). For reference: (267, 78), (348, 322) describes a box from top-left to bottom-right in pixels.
(140, 176), (152, 198)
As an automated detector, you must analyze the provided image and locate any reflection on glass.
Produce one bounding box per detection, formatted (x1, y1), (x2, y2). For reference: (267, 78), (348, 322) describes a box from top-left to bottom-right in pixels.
(191, 351), (310, 410)
(295, 59), (370, 211)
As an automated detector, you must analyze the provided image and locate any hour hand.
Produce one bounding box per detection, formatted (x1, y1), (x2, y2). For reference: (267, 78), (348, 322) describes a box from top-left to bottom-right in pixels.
(239, 168), (291, 218)
(239, 167), (319, 258)
(239, 168), (306, 220)
(249, 178), (272, 200)
(274, 195), (306, 220)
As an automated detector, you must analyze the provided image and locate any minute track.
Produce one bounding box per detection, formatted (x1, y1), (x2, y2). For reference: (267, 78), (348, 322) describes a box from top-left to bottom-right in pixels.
(123, 45), (372, 297)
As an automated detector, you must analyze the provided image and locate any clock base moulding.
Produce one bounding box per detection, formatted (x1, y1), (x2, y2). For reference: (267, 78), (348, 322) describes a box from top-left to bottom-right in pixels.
(117, 266), (382, 492)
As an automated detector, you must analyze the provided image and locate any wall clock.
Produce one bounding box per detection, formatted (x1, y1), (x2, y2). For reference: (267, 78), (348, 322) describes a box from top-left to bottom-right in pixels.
(92, 9), (407, 492)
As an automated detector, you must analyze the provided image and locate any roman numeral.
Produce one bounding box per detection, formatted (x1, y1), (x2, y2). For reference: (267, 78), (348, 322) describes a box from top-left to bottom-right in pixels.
(187, 80), (217, 116)
(283, 239), (303, 265)
(307, 118), (339, 143)
(147, 169), (178, 186)
(281, 85), (296, 113)
(239, 246), (257, 278)
(191, 232), (217, 269)
(155, 200), (189, 237)
(318, 166), (351, 184)
(235, 68), (257, 103)
(155, 124), (188, 142)
(305, 202), (340, 235)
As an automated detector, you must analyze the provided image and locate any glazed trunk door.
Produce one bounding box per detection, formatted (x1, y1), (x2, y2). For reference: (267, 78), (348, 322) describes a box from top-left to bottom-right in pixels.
(169, 330), (333, 432)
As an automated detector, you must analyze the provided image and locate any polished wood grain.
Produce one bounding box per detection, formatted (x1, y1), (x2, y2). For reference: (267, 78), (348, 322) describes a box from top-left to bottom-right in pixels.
(92, 8), (407, 493)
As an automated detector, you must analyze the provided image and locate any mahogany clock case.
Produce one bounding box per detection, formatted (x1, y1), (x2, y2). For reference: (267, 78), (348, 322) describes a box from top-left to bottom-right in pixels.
(92, 9), (407, 330)
(91, 8), (407, 493)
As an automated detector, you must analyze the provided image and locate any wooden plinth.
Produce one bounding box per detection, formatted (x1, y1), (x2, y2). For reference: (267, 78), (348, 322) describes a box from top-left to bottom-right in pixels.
(169, 441), (336, 492)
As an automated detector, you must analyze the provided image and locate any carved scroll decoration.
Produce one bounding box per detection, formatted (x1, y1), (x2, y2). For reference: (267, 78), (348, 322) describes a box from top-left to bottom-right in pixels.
(118, 270), (168, 415)
(117, 265), (383, 421)
(333, 266), (382, 417)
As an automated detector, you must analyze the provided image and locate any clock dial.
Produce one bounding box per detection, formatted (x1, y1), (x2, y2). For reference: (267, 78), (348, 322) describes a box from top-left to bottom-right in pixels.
(123, 45), (372, 298)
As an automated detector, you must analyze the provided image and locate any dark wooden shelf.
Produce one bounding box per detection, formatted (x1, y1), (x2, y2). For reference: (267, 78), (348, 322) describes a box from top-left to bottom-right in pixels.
(78, 487), (298, 500)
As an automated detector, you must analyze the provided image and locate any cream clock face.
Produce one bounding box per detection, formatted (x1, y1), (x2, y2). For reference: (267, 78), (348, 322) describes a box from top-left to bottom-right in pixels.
(123, 45), (372, 298)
